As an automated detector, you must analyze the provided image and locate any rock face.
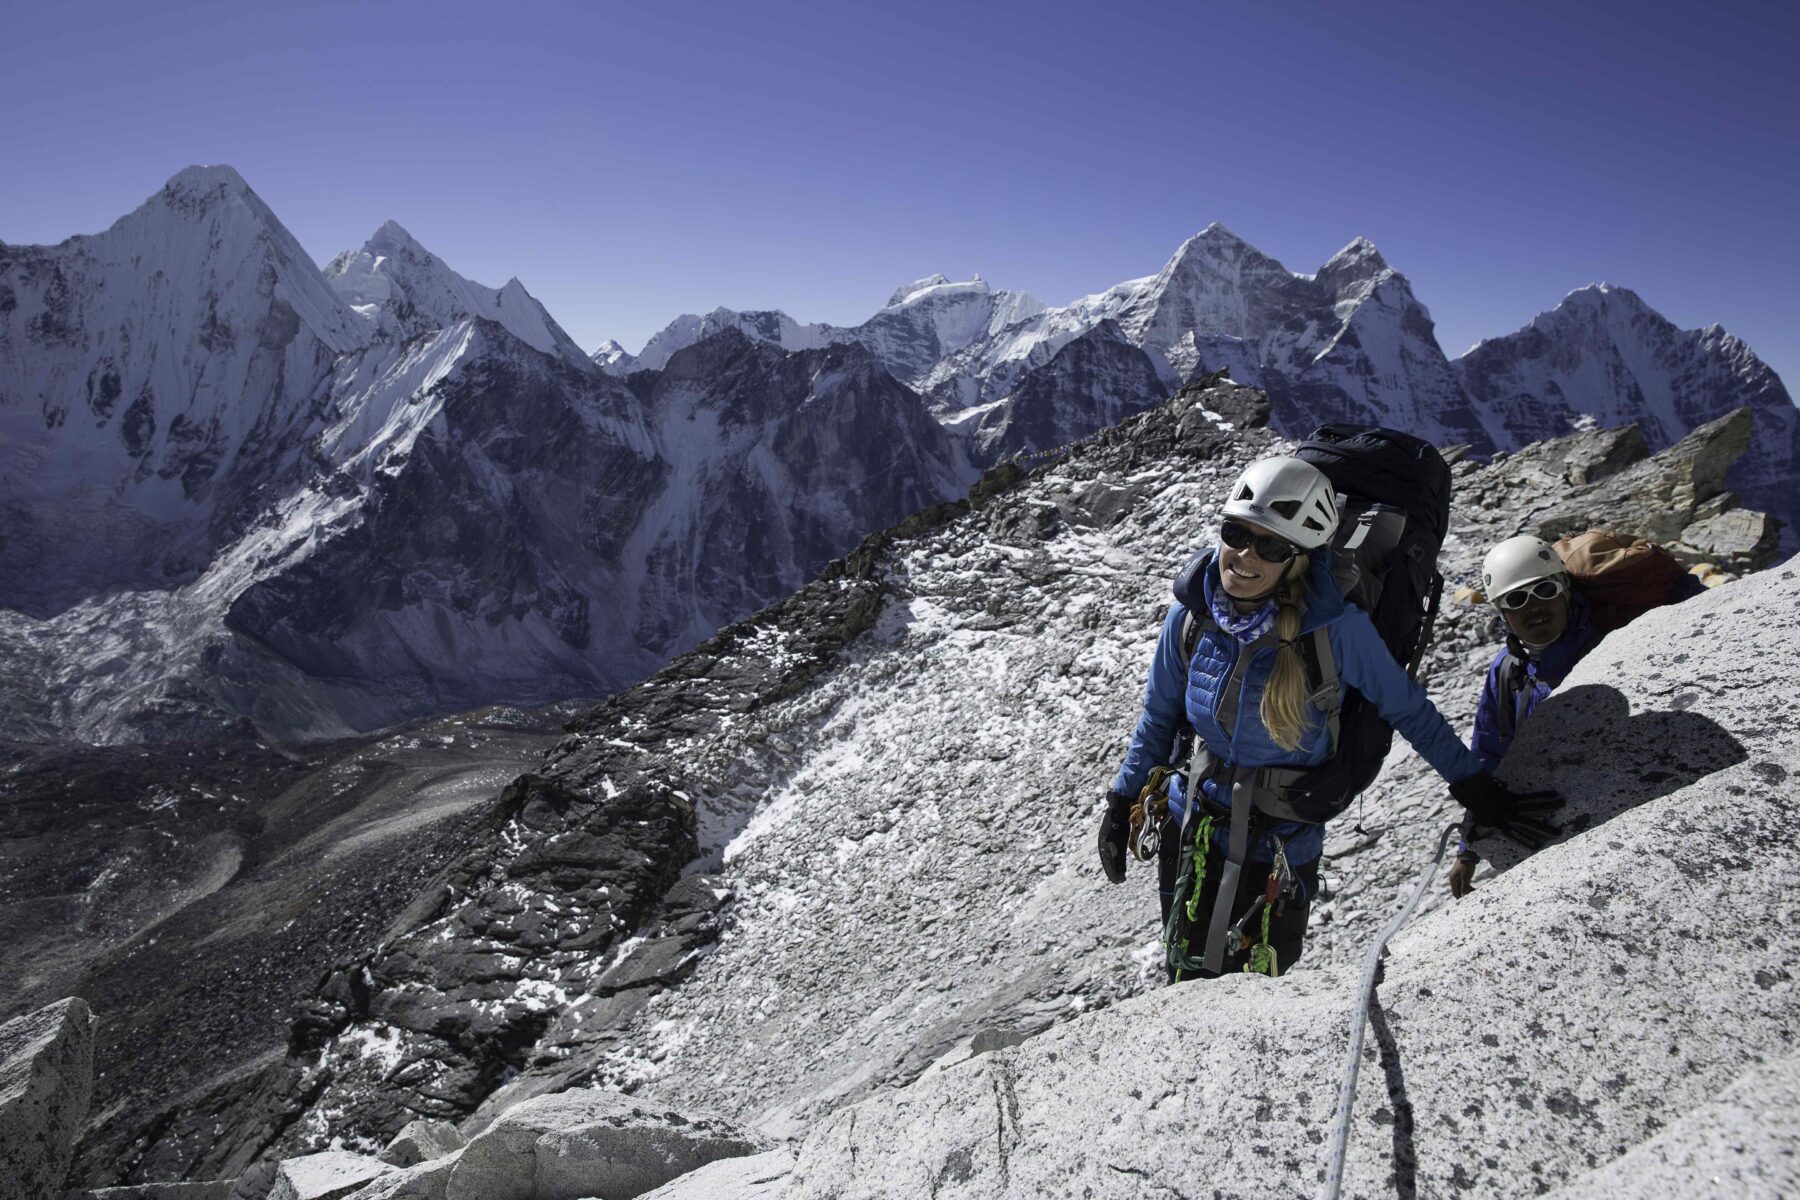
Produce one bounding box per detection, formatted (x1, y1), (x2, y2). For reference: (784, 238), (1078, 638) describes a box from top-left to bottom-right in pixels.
(637, 1149), (794, 1200)
(70, 1184), (235, 1200)
(378, 1120), (466, 1168)
(0, 996), (96, 1200)
(1543, 1048), (1800, 1198)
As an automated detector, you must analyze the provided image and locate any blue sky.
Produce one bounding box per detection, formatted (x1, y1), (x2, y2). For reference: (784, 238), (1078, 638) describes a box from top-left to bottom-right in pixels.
(5, 0), (1796, 390)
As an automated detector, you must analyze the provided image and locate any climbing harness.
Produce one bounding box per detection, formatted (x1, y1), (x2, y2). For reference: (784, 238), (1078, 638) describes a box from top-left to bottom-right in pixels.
(1317, 822), (1461, 1200)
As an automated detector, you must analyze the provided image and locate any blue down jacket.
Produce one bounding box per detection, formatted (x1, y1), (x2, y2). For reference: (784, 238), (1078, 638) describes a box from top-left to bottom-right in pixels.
(1469, 590), (1602, 771)
(1111, 549), (1485, 866)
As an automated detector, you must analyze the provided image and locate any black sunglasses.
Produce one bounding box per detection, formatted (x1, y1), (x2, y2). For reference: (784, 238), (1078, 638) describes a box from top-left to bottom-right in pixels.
(1494, 577), (1566, 611)
(1220, 520), (1299, 563)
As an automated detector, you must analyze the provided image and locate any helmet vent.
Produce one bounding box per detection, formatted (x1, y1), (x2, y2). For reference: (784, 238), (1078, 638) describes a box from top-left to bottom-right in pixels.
(1270, 499), (1300, 519)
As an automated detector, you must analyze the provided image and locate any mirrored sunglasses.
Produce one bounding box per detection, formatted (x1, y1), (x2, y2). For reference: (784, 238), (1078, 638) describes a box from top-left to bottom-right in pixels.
(1220, 520), (1299, 564)
(1495, 576), (1566, 611)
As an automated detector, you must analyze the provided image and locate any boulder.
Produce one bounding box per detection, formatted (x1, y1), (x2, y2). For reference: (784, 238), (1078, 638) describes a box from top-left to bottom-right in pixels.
(268, 1151), (392, 1200)
(1675, 507), (1784, 573)
(0, 996), (95, 1200)
(342, 1151), (460, 1200)
(445, 1089), (763, 1200)
(636, 1149), (796, 1199)
(1529, 408), (1753, 545)
(378, 1120), (466, 1168)
(67, 1184), (234, 1200)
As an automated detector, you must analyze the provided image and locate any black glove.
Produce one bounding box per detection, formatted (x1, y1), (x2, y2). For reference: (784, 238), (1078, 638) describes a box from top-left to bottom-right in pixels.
(1097, 790), (1134, 884)
(1450, 773), (1565, 852)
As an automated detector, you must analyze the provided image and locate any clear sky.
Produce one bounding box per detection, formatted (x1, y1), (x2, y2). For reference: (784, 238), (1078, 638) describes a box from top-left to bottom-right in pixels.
(4, 0), (1796, 390)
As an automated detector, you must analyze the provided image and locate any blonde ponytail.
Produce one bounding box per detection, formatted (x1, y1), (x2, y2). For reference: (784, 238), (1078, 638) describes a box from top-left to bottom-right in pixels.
(1261, 554), (1314, 752)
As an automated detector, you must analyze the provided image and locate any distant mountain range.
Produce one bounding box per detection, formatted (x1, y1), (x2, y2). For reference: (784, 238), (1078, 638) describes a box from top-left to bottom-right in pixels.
(1, 166), (1793, 742)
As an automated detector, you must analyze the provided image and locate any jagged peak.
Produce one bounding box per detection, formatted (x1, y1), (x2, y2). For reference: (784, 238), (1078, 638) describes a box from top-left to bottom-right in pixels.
(883, 274), (999, 310)
(1560, 283), (1648, 311)
(1321, 235), (1389, 274)
(1196, 221), (1248, 242)
(367, 219), (426, 254)
(886, 274), (952, 307)
(1156, 225), (1283, 284)
(1174, 223), (1253, 255)
(161, 164), (250, 196)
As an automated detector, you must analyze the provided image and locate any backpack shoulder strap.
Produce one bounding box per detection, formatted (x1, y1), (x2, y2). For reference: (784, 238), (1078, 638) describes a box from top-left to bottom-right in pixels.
(1494, 637), (1532, 740)
(1179, 608), (1209, 661)
(1298, 626), (1342, 757)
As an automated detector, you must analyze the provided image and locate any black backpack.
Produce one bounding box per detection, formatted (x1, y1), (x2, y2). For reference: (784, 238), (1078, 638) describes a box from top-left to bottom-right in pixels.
(1180, 424), (1452, 822)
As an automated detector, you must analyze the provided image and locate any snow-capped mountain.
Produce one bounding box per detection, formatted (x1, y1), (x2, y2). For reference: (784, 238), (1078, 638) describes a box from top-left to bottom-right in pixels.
(220, 327), (973, 732)
(627, 308), (846, 374)
(590, 338), (637, 374)
(949, 319), (1169, 459)
(853, 274), (1046, 389)
(1, 169), (977, 743)
(0, 165), (370, 616)
(7, 168), (1793, 747)
(1455, 284), (1800, 533)
(911, 226), (1492, 452)
(617, 274), (1046, 392)
(324, 220), (594, 371)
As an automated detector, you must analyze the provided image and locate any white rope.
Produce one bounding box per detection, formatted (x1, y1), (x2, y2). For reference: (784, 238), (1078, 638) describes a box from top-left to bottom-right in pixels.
(1319, 822), (1461, 1200)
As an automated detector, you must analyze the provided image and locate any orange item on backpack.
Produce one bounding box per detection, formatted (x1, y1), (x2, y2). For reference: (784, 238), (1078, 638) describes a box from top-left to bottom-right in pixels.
(1554, 529), (1691, 632)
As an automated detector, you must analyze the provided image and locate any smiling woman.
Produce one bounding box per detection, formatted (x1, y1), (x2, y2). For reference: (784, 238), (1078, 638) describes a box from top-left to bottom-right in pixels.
(1096, 452), (1560, 982)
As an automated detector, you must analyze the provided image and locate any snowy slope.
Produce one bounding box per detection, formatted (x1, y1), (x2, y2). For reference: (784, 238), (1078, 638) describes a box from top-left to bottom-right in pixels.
(0, 165), (370, 615)
(324, 221), (594, 371)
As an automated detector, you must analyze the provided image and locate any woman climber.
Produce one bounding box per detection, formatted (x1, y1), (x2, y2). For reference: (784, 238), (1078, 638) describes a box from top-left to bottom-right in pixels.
(1095, 454), (1561, 980)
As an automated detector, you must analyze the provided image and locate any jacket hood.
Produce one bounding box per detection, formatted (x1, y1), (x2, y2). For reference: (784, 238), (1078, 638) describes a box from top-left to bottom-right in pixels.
(1174, 546), (1347, 632)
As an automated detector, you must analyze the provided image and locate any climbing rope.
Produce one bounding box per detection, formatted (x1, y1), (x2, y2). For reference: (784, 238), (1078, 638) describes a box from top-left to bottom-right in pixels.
(1166, 813), (1215, 983)
(1318, 822), (1461, 1200)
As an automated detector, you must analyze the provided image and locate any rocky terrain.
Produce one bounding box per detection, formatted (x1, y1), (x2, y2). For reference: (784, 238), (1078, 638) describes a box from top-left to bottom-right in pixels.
(0, 698), (589, 1187)
(56, 377), (1787, 1195)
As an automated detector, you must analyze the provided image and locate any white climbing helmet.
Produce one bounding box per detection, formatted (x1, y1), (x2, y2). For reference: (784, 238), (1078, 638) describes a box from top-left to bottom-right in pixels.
(1221, 457), (1340, 550)
(1481, 535), (1567, 603)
